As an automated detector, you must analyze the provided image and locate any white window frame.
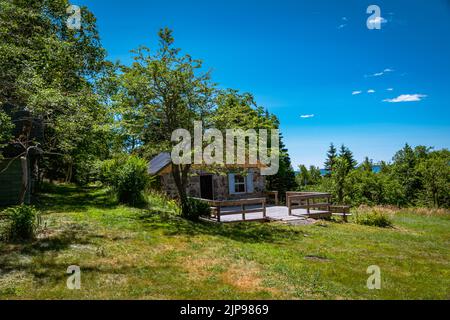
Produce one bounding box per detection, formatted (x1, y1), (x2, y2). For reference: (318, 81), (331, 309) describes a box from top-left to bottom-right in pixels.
(233, 174), (247, 194)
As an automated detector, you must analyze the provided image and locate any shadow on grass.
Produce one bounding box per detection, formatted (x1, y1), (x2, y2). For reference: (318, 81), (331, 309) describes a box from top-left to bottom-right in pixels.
(35, 183), (119, 213)
(0, 222), (102, 274)
(137, 212), (307, 244)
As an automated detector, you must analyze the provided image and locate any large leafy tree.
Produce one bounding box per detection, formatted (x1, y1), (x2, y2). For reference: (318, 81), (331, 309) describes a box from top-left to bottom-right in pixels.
(0, 0), (109, 188)
(416, 150), (450, 207)
(213, 90), (295, 201)
(391, 144), (422, 205)
(113, 28), (215, 214)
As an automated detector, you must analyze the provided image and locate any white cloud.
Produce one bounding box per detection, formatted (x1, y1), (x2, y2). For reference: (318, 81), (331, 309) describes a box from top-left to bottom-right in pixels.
(383, 94), (427, 103)
(352, 91), (362, 95)
(338, 17), (348, 29)
(367, 68), (394, 77)
(387, 88), (394, 91)
(367, 89), (375, 93)
(300, 114), (315, 119)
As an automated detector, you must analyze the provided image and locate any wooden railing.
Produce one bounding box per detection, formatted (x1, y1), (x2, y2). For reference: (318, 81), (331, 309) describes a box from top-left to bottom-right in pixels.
(265, 191), (279, 205)
(286, 192), (332, 217)
(192, 197), (266, 222)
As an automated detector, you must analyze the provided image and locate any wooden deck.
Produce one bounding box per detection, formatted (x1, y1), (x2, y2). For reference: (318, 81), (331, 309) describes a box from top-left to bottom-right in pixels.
(202, 205), (329, 223)
(195, 191), (343, 223)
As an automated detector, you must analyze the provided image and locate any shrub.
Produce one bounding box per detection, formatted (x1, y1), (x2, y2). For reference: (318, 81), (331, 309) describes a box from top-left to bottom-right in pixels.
(146, 191), (180, 216)
(100, 155), (151, 205)
(183, 198), (211, 221)
(1, 205), (41, 241)
(355, 209), (393, 228)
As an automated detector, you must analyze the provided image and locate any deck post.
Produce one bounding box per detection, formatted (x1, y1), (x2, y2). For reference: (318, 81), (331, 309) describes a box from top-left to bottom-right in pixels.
(288, 197), (292, 215)
(306, 198), (310, 214)
(242, 204), (246, 221)
(327, 196), (331, 213)
(262, 200), (266, 218)
(217, 205), (221, 222)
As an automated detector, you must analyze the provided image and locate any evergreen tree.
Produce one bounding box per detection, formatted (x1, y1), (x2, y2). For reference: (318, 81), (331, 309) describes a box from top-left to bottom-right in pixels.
(339, 144), (357, 172)
(309, 165), (322, 184)
(324, 143), (337, 176)
(266, 134), (297, 202)
(362, 157), (373, 172)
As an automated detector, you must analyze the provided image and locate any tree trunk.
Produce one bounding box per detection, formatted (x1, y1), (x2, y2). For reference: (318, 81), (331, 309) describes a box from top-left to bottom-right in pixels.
(65, 160), (73, 183)
(19, 156), (28, 205)
(172, 163), (191, 216)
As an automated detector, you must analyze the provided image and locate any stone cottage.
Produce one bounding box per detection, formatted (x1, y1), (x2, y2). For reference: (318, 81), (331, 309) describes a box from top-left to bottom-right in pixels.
(148, 152), (266, 200)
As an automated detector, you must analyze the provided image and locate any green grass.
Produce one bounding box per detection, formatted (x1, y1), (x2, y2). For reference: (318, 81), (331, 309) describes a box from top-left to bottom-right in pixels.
(0, 184), (449, 299)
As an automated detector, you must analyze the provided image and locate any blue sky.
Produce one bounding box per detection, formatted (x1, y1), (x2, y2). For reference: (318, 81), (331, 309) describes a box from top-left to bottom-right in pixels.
(78, 0), (450, 167)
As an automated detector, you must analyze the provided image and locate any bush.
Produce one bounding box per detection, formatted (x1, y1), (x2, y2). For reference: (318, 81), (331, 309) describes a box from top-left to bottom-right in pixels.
(182, 198), (211, 221)
(355, 209), (393, 228)
(146, 191), (180, 216)
(100, 155), (151, 205)
(1, 205), (41, 241)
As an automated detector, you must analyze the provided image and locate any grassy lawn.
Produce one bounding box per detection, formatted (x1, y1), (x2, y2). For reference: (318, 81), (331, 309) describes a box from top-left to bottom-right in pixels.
(0, 184), (449, 300)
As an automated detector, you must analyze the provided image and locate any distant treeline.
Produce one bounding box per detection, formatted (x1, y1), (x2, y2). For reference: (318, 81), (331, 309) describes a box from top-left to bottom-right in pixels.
(296, 143), (450, 208)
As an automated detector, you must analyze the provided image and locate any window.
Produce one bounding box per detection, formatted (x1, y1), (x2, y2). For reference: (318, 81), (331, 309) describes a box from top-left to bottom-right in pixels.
(234, 175), (246, 193)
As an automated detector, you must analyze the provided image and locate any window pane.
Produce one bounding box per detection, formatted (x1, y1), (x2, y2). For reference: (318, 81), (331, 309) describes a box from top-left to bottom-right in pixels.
(236, 183), (245, 193)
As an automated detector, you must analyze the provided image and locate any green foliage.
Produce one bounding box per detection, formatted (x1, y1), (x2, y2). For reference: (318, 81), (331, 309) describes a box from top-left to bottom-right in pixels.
(324, 143), (337, 175)
(266, 135), (297, 203)
(183, 197), (211, 221)
(355, 209), (393, 228)
(100, 155), (151, 205)
(297, 144), (449, 209)
(146, 191), (180, 216)
(331, 157), (349, 204)
(339, 144), (357, 173)
(0, 110), (13, 159)
(1, 205), (41, 241)
(416, 151), (450, 207)
(0, 0), (109, 183)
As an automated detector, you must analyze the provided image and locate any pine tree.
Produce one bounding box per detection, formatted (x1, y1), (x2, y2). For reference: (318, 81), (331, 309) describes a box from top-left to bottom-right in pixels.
(362, 157), (373, 172)
(266, 133), (297, 202)
(324, 143), (337, 176)
(339, 144), (357, 172)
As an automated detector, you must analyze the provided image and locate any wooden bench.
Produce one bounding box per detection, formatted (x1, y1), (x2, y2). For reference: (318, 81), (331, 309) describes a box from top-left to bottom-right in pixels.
(192, 197), (267, 223)
(330, 205), (352, 222)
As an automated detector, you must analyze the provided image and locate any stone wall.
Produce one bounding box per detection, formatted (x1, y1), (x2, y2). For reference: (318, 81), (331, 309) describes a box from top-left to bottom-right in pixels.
(159, 168), (265, 200)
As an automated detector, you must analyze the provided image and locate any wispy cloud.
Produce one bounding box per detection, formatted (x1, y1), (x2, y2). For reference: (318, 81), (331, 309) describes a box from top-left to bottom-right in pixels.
(387, 88), (394, 91)
(366, 68), (394, 78)
(383, 94), (427, 103)
(352, 91), (362, 95)
(337, 17), (348, 29)
(300, 114), (315, 119)
(367, 89), (375, 93)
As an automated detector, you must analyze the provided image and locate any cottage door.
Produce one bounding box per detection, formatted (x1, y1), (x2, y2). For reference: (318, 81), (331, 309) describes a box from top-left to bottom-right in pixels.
(200, 175), (213, 199)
